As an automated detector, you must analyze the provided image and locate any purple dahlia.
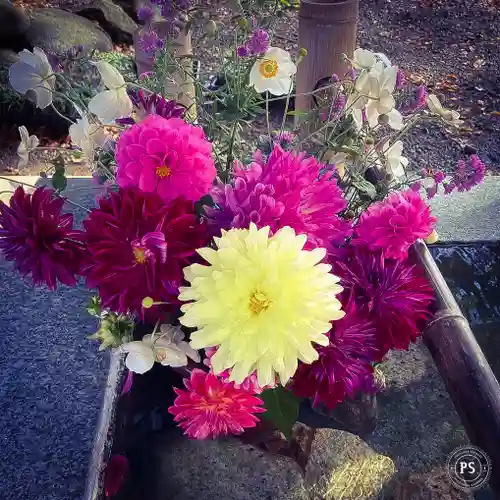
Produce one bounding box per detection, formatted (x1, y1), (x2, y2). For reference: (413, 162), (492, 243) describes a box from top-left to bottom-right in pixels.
(206, 145), (352, 251)
(291, 298), (378, 410)
(333, 246), (435, 358)
(0, 186), (85, 290)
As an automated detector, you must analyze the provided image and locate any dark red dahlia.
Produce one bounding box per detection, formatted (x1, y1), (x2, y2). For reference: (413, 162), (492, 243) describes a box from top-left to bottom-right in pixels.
(0, 186), (85, 290)
(333, 246), (435, 358)
(82, 188), (209, 319)
(291, 298), (379, 410)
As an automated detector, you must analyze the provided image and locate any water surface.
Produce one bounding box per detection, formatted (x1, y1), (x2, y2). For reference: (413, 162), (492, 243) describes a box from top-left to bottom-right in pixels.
(429, 243), (500, 380)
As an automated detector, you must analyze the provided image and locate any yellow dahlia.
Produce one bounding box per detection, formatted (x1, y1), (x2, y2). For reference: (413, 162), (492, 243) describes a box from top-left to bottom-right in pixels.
(179, 224), (345, 386)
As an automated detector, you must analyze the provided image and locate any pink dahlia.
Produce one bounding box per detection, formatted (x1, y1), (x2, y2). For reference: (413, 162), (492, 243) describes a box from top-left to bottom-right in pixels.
(353, 189), (436, 260)
(116, 115), (216, 204)
(169, 369), (266, 439)
(206, 145), (351, 250)
(334, 247), (435, 358)
(291, 298), (378, 410)
(0, 186), (85, 290)
(82, 188), (209, 319)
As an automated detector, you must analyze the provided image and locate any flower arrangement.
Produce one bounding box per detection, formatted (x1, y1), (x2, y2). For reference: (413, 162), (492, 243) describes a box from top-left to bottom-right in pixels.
(1, 2), (486, 451)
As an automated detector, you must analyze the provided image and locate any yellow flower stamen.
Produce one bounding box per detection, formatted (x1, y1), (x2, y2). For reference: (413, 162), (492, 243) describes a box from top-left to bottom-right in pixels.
(259, 59), (279, 79)
(249, 291), (271, 315)
(156, 165), (172, 178)
(133, 246), (147, 264)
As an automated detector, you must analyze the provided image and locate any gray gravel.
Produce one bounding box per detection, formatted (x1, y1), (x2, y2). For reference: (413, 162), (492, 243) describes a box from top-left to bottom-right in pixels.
(0, 179), (108, 500)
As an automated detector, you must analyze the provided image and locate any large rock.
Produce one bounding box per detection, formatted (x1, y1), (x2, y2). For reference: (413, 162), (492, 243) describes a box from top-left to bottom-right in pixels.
(26, 8), (113, 55)
(70, 0), (138, 44)
(429, 176), (500, 243)
(138, 431), (308, 500)
(0, 177), (110, 500)
(0, 0), (30, 51)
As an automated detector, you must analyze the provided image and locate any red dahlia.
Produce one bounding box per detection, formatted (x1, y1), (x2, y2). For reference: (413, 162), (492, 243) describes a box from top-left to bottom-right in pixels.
(0, 186), (85, 290)
(82, 188), (209, 319)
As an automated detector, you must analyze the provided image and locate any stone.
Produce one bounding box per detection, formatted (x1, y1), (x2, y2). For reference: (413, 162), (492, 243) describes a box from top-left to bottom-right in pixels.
(26, 8), (113, 56)
(0, 177), (109, 500)
(429, 176), (500, 243)
(0, 0), (30, 52)
(70, 0), (138, 44)
(146, 431), (308, 500)
(305, 341), (471, 498)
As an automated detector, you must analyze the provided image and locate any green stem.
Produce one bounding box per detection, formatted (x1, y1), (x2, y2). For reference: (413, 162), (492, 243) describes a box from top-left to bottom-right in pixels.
(0, 176), (91, 213)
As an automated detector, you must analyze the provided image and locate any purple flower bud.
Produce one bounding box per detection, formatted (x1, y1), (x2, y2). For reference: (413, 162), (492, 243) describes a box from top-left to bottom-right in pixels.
(137, 6), (155, 22)
(411, 181), (422, 191)
(330, 73), (340, 83)
(248, 28), (269, 55)
(443, 182), (455, 195)
(139, 31), (164, 54)
(333, 93), (346, 113)
(426, 184), (438, 199)
(395, 69), (406, 90)
(237, 45), (250, 58)
(434, 171), (445, 184)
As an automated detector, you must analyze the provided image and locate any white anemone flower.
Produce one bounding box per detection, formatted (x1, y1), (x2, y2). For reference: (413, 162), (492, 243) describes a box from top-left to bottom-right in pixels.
(88, 61), (133, 124)
(249, 47), (297, 96)
(351, 48), (377, 70)
(9, 47), (55, 109)
(426, 94), (463, 127)
(120, 325), (200, 374)
(348, 63), (398, 129)
(17, 126), (39, 167)
(69, 115), (107, 160)
(383, 140), (408, 178)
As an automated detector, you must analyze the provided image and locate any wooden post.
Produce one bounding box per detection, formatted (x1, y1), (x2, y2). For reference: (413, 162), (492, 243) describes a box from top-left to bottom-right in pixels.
(412, 240), (500, 496)
(295, 0), (359, 114)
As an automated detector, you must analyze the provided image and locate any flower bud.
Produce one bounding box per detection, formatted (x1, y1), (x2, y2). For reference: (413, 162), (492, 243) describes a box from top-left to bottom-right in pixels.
(378, 114), (390, 125)
(142, 296), (154, 309)
(424, 229), (439, 244)
(298, 48), (308, 58)
(205, 20), (217, 36)
(237, 17), (249, 30)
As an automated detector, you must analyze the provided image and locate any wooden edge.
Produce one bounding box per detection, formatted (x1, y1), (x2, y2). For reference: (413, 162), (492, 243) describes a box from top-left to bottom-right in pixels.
(412, 240), (500, 497)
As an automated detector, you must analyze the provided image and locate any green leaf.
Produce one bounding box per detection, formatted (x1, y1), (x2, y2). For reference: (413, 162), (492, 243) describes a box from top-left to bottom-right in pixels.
(260, 386), (301, 438)
(52, 170), (67, 192)
(286, 110), (308, 117)
(352, 177), (377, 199)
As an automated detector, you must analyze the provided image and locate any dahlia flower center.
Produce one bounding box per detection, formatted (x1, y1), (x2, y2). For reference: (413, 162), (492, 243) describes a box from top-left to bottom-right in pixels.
(133, 246), (148, 264)
(249, 291), (271, 315)
(156, 165), (172, 178)
(259, 59), (278, 79)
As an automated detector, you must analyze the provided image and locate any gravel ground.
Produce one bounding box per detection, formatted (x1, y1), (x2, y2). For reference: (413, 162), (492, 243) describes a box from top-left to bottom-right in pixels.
(265, 0), (500, 171)
(4, 0), (500, 175)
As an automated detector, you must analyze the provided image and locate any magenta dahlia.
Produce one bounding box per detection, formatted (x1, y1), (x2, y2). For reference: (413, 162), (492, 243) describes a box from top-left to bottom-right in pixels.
(206, 145), (351, 250)
(334, 246), (435, 358)
(353, 189), (436, 260)
(169, 369), (266, 440)
(82, 188), (209, 319)
(116, 115), (216, 204)
(291, 298), (378, 410)
(0, 186), (85, 290)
